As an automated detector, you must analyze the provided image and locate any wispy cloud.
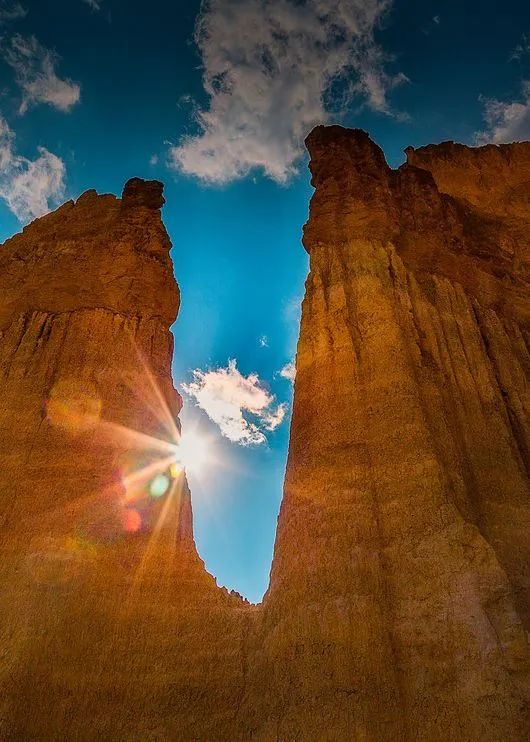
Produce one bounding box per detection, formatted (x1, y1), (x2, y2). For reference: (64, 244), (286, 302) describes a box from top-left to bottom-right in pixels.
(477, 81), (530, 143)
(278, 360), (296, 382)
(510, 34), (530, 62)
(0, 1), (26, 22)
(82, 0), (101, 10)
(170, 0), (403, 184)
(3, 34), (81, 113)
(182, 359), (287, 445)
(0, 115), (66, 222)
(422, 14), (440, 35)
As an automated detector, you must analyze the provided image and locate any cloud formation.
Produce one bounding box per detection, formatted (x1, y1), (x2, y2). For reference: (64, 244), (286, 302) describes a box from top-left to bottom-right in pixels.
(0, 1), (26, 22)
(3, 34), (81, 113)
(182, 359), (287, 445)
(279, 360), (296, 382)
(477, 81), (530, 144)
(170, 0), (402, 184)
(82, 0), (101, 10)
(0, 116), (66, 221)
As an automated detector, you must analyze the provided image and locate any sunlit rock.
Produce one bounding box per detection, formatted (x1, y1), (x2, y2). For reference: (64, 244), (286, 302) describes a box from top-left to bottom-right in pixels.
(0, 136), (528, 740)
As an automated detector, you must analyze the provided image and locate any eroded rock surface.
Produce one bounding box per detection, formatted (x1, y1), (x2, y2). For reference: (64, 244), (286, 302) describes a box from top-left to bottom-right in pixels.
(0, 180), (249, 740)
(262, 127), (530, 740)
(0, 133), (529, 741)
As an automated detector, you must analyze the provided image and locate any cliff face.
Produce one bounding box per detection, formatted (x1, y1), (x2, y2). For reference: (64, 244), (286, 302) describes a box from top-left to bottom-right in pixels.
(0, 133), (529, 741)
(261, 127), (530, 740)
(0, 180), (249, 740)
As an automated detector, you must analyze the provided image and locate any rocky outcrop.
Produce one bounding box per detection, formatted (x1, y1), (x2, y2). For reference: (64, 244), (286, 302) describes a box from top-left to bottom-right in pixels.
(0, 133), (529, 741)
(262, 127), (530, 740)
(0, 180), (249, 740)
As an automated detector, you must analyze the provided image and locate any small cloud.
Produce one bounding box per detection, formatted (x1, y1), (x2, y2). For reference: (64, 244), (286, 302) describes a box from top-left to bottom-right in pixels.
(258, 335), (268, 348)
(476, 81), (530, 143)
(149, 154), (159, 166)
(279, 360), (296, 382)
(177, 93), (193, 108)
(82, 0), (101, 9)
(0, 1), (26, 22)
(0, 115), (66, 222)
(182, 359), (287, 445)
(2, 34), (81, 113)
(422, 14), (441, 35)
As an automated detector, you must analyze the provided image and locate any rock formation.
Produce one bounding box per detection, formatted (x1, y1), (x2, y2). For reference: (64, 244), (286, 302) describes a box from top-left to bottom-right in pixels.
(0, 131), (529, 740)
(0, 179), (249, 740)
(264, 128), (530, 740)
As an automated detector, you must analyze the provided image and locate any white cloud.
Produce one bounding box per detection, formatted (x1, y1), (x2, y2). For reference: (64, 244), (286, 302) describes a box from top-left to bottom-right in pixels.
(279, 360), (296, 382)
(82, 0), (101, 9)
(169, 0), (403, 184)
(149, 154), (159, 166)
(0, 1), (26, 22)
(261, 403), (287, 431)
(182, 359), (287, 445)
(0, 115), (66, 222)
(0, 116), (14, 169)
(3, 34), (81, 113)
(477, 81), (530, 144)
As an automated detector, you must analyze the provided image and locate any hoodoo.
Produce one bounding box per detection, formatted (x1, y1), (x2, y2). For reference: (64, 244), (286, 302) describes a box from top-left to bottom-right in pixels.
(263, 127), (530, 739)
(0, 179), (249, 740)
(0, 130), (528, 740)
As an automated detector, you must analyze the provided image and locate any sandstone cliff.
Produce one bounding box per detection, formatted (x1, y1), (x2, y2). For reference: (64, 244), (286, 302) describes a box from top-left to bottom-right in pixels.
(262, 127), (530, 740)
(0, 179), (249, 740)
(0, 132), (529, 741)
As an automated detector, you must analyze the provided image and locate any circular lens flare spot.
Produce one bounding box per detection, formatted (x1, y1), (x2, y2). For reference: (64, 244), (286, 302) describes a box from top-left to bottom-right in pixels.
(121, 508), (142, 533)
(149, 473), (170, 499)
(46, 379), (101, 434)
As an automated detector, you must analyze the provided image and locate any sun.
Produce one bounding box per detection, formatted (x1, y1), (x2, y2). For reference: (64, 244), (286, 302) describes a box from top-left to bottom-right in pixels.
(172, 429), (210, 476)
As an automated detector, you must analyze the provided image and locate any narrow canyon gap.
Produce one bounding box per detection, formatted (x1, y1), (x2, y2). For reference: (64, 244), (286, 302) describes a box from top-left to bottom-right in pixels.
(0, 128), (528, 740)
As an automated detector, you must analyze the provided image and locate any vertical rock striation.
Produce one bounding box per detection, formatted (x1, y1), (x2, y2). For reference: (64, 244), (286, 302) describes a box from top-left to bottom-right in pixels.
(0, 180), (249, 741)
(262, 127), (529, 740)
(0, 134), (528, 741)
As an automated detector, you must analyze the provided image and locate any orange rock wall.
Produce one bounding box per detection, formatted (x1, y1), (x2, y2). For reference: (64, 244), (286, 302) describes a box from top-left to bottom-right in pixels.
(0, 132), (528, 740)
(263, 128), (529, 739)
(0, 180), (249, 740)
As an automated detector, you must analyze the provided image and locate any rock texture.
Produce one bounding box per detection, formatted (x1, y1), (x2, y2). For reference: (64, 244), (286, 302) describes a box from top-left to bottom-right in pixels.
(0, 180), (249, 740)
(264, 128), (530, 740)
(0, 132), (529, 741)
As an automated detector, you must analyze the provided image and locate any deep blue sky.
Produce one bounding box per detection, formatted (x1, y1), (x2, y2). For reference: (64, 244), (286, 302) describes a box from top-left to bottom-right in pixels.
(1, 0), (529, 601)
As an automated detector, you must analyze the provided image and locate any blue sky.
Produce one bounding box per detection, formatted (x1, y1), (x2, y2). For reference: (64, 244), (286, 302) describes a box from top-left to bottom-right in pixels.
(0, 0), (529, 602)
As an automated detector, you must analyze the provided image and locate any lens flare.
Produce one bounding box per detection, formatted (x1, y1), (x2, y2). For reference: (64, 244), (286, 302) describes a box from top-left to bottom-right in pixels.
(149, 473), (170, 499)
(169, 462), (182, 478)
(46, 378), (101, 433)
(121, 508), (142, 533)
(41, 334), (217, 561)
(173, 430), (209, 475)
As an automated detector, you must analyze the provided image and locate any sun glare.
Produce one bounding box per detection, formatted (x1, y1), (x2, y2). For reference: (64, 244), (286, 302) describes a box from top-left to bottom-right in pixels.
(173, 430), (210, 476)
